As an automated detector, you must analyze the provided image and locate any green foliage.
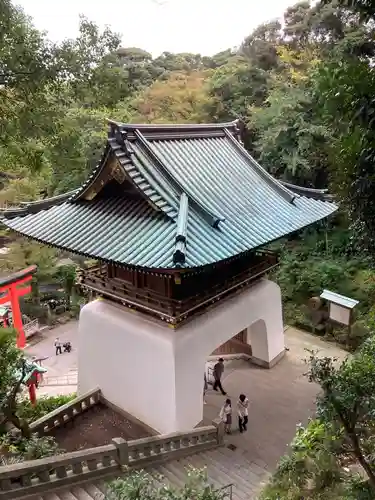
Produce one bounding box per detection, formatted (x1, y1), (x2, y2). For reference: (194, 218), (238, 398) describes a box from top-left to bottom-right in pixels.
(107, 468), (229, 500)
(0, 432), (62, 461)
(16, 394), (76, 422)
(306, 339), (375, 490)
(0, 328), (23, 409)
(262, 339), (375, 498)
(0, 327), (32, 437)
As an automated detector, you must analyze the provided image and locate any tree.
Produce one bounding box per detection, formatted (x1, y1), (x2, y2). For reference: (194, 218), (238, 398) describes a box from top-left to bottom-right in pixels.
(132, 71), (212, 123)
(249, 67), (331, 187)
(322, 0), (375, 20)
(306, 337), (375, 491)
(240, 20), (282, 70)
(314, 55), (375, 253)
(0, 329), (30, 438)
(55, 264), (77, 309)
(107, 468), (229, 500)
(207, 57), (269, 122)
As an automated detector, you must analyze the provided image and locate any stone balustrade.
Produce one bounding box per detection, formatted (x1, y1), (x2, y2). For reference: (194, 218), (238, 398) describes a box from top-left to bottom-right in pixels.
(29, 388), (101, 436)
(0, 419), (224, 499)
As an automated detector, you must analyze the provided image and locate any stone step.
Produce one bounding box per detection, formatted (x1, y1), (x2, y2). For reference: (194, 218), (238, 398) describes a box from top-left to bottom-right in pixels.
(31, 447), (269, 500)
(183, 451), (248, 500)
(203, 453), (256, 498)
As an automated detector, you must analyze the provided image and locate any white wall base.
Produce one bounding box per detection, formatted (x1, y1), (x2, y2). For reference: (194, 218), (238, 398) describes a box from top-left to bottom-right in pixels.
(77, 279), (284, 434)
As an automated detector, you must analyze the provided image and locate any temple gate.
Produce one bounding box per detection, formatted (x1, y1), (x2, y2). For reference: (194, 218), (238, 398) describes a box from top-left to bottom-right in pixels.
(0, 265), (37, 348)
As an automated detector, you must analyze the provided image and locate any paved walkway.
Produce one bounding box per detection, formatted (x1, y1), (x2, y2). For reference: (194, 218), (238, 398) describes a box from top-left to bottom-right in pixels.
(25, 322), (78, 397)
(26, 323), (348, 472)
(203, 326), (348, 471)
(25, 321), (78, 377)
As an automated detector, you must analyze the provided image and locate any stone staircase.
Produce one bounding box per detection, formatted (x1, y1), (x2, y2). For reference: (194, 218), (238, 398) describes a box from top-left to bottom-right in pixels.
(29, 447), (270, 500)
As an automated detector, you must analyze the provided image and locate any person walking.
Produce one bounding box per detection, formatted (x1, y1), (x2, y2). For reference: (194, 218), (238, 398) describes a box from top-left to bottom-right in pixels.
(219, 398), (232, 434)
(213, 358), (227, 395)
(237, 393), (249, 433)
(54, 337), (62, 356)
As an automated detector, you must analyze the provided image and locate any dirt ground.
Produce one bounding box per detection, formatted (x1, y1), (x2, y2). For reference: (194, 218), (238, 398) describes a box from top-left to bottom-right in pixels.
(51, 403), (152, 452)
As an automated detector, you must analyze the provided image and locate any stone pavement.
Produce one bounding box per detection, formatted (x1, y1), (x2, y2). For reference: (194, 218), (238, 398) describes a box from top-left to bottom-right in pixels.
(25, 321), (78, 379)
(203, 326), (348, 471)
(26, 322), (348, 474)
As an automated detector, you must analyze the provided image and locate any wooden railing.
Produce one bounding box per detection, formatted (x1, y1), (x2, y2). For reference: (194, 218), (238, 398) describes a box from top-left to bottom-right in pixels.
(79, 250), (279, 326)
(0, 420), (224, 499)
(28, 388), (100, 436)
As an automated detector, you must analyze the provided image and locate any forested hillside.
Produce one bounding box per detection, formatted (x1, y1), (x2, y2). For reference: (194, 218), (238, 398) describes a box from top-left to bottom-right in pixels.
(2, 0), (375, 337)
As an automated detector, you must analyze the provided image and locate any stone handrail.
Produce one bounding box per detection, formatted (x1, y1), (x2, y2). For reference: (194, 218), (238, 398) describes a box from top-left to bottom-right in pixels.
(29, 388), (100, 436)
(0, 420), (224, 499)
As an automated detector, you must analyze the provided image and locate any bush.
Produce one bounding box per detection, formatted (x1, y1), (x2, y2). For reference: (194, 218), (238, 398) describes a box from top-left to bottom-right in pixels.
(0, 433), (63, 461)
(106, 468), (229, 500)
(17, 394), (76, 422)
(260, 419), (344, 499)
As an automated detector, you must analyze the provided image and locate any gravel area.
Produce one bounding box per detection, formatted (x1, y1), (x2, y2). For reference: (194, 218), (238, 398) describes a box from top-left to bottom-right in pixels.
(51, 403), (152, 451)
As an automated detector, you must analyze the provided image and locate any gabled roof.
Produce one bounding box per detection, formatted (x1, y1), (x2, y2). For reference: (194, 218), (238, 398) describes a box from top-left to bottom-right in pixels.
(0, 120), (337, 270)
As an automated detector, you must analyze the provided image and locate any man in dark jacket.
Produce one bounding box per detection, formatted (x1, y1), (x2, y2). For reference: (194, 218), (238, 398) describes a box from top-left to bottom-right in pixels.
(213, 358), (227, 395)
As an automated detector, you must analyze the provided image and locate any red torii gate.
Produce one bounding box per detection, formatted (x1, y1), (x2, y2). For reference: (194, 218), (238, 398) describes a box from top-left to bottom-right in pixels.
(0, 265), (37, 348)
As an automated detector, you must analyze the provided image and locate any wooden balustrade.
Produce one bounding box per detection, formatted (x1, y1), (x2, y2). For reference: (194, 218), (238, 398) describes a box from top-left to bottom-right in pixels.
(0, 419), (224, 499)
(80, 250), (279, 325)
(29, 388), (101, 436)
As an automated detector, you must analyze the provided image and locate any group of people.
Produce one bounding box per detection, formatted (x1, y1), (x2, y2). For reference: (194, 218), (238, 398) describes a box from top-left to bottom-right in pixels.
(219, 394), (249, 434)
(54, 337), (72, 355)
(204, 357), (249, 434)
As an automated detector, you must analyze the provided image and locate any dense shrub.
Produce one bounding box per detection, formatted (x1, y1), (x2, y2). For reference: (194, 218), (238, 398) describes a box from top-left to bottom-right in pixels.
(107, 468), (229, 500)
(272, 225), (375, 348)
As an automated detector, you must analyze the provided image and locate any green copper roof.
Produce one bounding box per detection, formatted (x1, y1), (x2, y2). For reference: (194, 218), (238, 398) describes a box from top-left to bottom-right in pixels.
(0, 121), (337, 270)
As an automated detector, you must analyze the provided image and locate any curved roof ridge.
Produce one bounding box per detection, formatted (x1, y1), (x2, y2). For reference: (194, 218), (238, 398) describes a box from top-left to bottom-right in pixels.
(108, 119), (239, 132)
(70, 145), (111, 202)
(109, 134), (178, 219)
(0, 189), (79, 219)
(280, 181), (333, 201)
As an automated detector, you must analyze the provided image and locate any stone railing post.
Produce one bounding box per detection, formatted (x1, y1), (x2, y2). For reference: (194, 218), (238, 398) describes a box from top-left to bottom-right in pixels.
(212, 418), (225, 445)
(112, 437), (129, 470)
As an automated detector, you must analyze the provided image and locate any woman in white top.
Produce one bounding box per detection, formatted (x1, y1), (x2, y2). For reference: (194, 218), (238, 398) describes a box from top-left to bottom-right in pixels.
(219, 398), (232, 434)
(237, 394), (249, 433)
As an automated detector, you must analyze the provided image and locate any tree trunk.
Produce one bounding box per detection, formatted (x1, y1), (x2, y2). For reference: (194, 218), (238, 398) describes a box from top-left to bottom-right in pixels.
(2, 407), (31, 439)
(348, 429), (375, 490)
(10, 414), (31, 439)
(332, 397), (375, 490)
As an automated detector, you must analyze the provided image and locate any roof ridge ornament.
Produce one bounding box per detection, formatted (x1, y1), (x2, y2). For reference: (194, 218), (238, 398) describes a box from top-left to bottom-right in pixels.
(134, 129), (224, 229)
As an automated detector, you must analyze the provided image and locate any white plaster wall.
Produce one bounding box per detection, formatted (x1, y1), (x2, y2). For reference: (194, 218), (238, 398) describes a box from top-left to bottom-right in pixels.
(77, 279), (284, 434)
(78, 299), (177, 433)
(173, 279), (284, 431)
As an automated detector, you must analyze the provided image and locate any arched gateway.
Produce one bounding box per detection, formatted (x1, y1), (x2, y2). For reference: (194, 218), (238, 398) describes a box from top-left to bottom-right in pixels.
(0, 120), (337, 434)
